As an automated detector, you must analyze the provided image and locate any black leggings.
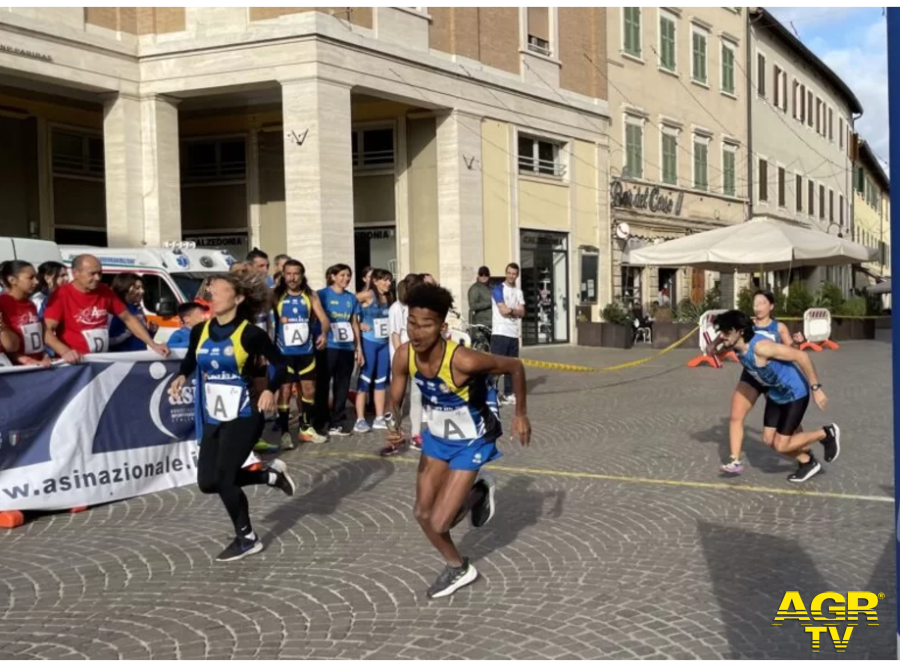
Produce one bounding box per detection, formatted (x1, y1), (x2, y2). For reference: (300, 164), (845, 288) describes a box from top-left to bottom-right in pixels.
(315, 348), (355, 430)
(197, 413), (268, 537)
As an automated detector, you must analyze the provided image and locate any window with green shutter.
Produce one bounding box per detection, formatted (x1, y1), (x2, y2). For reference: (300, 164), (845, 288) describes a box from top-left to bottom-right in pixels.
(659, 15), (676, 71)
(625, 123), (643, 178)
(692, 30), (707, 83)
(721, 43), (735, 94)
(693, 139), (708, 190)
(624, 8), (641, 57)
(723, 149), (736, 196)
(662, 134), (677, 184)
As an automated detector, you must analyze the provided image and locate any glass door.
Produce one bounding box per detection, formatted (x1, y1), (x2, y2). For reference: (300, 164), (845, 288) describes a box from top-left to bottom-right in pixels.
(520, 231), (569, 346)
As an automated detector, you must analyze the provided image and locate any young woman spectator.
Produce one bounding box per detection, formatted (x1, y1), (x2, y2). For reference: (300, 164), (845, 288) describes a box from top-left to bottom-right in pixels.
(109, 273), (158, 352)
(0, 261), (50, 366)
(353, 268), (394, 433)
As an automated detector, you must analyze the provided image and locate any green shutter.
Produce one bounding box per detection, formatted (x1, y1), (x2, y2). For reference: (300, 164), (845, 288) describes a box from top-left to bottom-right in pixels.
(723, 150), (735, 196)
(624, 8), (641, 56)
(626, 124), (643, 178)
(693, 32), (707, 83)
(662, 134), (677, 184)
(722, 46), (734, 93)
(660, 17), (675, 70)
(694, 141), (708, 190)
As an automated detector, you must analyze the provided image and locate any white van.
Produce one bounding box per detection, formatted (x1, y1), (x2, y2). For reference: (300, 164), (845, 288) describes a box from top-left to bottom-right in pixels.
(0, 237), (64, 266)
(59, 242), (237, 341)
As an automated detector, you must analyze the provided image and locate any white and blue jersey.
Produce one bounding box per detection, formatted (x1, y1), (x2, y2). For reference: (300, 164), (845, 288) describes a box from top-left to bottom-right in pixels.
(196, 320), (254, 424)
(738, 336), (809, 405)
(274, 291), (314, 356)
(318, 286), (359, 351)
(360, 293), (391, 345)
(753, 318), (781, 342)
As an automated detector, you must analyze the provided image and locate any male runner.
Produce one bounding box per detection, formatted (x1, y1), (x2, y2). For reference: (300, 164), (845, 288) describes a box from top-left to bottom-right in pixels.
(386, 283), (531, 598)
(714, 310), (840, 483)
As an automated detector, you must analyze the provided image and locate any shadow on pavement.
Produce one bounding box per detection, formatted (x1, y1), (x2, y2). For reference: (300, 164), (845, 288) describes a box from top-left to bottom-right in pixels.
(458, 475), (564, 563)
(691, 418), (795, 474)
(699, 521), (894, 659)
(260, 458), (395, 545)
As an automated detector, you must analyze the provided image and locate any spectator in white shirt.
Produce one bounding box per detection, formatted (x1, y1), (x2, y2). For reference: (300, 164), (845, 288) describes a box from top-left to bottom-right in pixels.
(490, 262), (525, 404)
(388, 273), (425, 450)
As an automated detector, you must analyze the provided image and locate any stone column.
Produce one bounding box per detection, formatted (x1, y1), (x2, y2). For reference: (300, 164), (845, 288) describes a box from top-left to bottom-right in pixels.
(436, 110), (484, 316)
(281, 77), (353, 287)
(103, 93), (181, 247)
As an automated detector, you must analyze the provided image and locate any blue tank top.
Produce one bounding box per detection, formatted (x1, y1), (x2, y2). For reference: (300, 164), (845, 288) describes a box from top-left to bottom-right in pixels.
(274, 291), (314, 356)
(409, 340), (502, 443)
(196, 320), (254, 424)
(318, 287), (359, 350)
(738, 336), (809, 404)
(753, 318), (781, 342)
(360, 292), (391, 345)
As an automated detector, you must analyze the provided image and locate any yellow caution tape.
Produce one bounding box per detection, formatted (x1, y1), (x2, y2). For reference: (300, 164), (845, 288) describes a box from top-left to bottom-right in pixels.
(521, 325), (700, 373)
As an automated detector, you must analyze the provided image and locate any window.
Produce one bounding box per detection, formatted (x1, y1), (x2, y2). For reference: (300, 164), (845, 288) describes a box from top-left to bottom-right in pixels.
(659, 12), (676, 71)
(795, 174), (803, 212)
(518, 134), (565, 177)
(140, 274), (179, 314)
(758, 158), (768, 202)
(722, 146), (736, 197)
(807, 90), (814, 127)
(624, 121), (643, 178)
(839, 118), (844, 149)
(777, 167), (786, 207)
(527, 7), (551, 56)
(773, 65), (782, 109)
(352, 126), (395, 170)
(579, 249), (599, 305)
(799, 84), (806, 123)
(808, 180), (815, 215)
(856, 165), (866, 192)
(721, 41), (735, 94)
(662, 132), (678, 184)
(182, 138), (246, 182)
(819, 184), (825, 219)
(829, 189), (834, 221)
(839, 193), (844, 225)
(828, 107), (834, 141)
(815, 98), (822, 134)
(792, 80), (800, 119)
(692, 28), (708, 84)
(757, 52), (766, 96)
(781, 70), (788, 112)
(623, 8), (641, 57)
(693, 136), (708, 190)
(51, 130), (104, 179)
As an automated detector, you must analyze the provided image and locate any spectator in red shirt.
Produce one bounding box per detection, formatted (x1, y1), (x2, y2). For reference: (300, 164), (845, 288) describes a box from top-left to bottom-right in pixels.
(0, 310), (21, 366)
(0, 260), (50, 367)
(43, 254), (169, 364)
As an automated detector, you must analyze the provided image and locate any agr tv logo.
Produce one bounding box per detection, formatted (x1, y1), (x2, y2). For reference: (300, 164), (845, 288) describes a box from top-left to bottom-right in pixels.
(774, 591), (882, 652)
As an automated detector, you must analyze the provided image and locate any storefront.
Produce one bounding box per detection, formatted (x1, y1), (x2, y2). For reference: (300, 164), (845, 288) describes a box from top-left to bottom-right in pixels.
(354, 226), (397, 289)
(520, 230), (569, 346)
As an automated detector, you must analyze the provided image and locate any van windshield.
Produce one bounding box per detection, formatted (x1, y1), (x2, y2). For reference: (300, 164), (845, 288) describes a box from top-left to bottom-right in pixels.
(172, 272), (225, 301)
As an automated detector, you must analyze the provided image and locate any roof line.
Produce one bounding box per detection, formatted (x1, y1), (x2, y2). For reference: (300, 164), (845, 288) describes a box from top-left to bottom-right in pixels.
(858, 139), (890, 190)
(750, 7), (864, 116)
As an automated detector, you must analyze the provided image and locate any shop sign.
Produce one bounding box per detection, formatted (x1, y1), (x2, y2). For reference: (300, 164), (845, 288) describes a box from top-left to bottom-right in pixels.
(185, 233), (249, 260)
(521, 231), (568, 250)
(0, 44), (53, 63)
(611, 177), (684, 216)
(355, 228), (395, 241)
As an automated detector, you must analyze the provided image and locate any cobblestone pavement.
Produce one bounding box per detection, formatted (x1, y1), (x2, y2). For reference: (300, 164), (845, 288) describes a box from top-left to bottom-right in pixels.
(1, 337), (894, 659)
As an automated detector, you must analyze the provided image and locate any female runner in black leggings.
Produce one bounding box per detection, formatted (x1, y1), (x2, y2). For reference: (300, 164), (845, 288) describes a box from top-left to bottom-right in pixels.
(169, 270), (295, 562)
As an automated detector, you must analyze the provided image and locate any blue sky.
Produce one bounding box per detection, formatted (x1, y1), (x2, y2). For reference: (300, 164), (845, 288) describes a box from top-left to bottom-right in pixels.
(768, 7), (889, 172)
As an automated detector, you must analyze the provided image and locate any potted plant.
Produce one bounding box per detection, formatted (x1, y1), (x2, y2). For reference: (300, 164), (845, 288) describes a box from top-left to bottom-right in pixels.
(596, 302), (634, 349)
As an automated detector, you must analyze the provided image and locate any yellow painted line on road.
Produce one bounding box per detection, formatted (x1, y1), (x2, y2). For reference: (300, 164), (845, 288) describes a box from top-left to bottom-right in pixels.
(304, 450), (894, 504)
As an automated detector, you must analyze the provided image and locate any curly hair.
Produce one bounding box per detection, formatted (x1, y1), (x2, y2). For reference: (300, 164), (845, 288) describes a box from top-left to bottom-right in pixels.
(209, 269), (270, 321)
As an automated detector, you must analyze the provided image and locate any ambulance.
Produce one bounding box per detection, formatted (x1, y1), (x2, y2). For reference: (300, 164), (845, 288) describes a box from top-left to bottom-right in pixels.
(59, 242), (237, 342)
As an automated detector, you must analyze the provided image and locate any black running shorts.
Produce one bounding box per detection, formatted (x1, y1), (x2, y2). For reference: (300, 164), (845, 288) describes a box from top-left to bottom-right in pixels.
(285, 354), (316, 381)
(739, 368), (768, 394)
(763, 394), (810, 436)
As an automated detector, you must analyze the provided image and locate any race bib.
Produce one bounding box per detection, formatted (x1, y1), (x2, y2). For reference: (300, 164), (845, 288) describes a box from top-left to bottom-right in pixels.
(428, 406), (479, 441)
(332, 321), (354, 344)
(205, 383), (243, 422)
(21, 322), (43, 355)
(82, 328), (109, 353)
(373, 317), (389, 339)
(283, 322), (309, 347)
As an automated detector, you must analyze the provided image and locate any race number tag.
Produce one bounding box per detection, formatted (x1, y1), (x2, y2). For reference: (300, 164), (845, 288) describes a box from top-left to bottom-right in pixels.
(21, 322), (43, 355)
(205, 383), (243, 422)
(82, 328), (109, 353)
(427, 406), (479, 441)
(283, 322), (310, 346)
(332, 321), (354, 343)
(374, 317), (390, 339)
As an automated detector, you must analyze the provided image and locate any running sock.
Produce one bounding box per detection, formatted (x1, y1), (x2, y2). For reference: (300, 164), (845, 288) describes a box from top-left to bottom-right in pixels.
(278, 404), (290, 433)
(238, 525), (257, 541)
(300, 397), (314, 429)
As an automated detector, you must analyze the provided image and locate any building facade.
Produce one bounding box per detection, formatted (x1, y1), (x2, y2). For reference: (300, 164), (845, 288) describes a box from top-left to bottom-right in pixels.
(748, 7), (863, 294)
(0, 7), (611, 346)
(606, 7), (749, 313)
(852, 139), (891, 288)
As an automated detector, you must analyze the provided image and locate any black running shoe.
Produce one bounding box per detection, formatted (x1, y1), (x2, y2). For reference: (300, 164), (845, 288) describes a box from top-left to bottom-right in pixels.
(822, 424), (841, 463)
(216, 536), (264, 562)
(426, 558), (478, 599)
(470, 472), (496, 528)
(268, 458), (296, 497)
(788, 455), (822, 483)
